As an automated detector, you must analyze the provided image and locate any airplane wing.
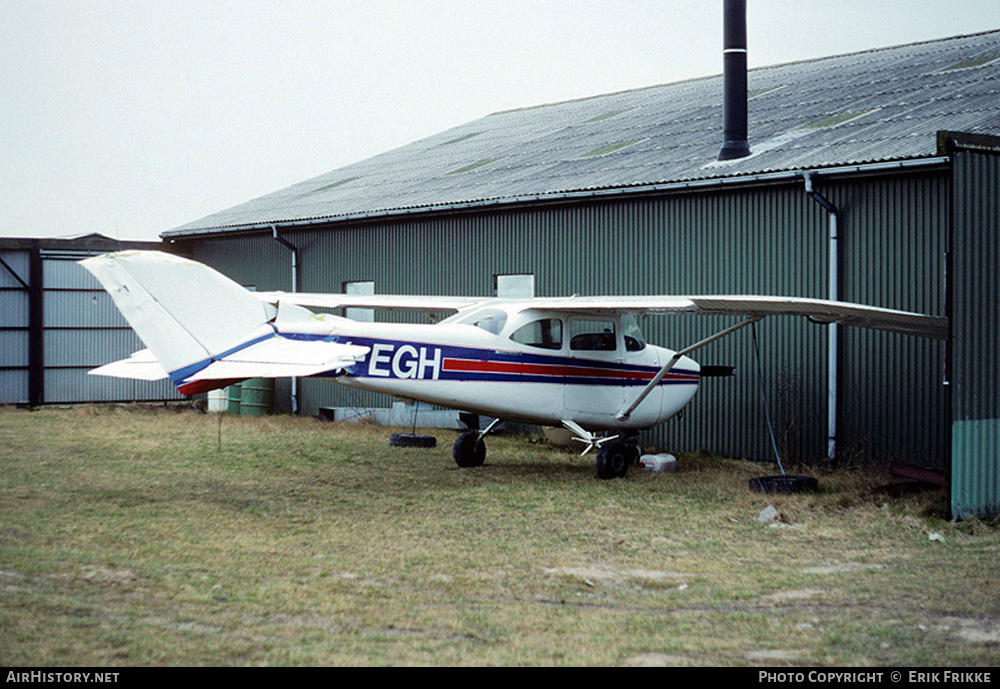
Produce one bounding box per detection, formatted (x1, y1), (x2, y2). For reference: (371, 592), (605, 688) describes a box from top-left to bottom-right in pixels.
(255, 291), (946, 339)
(526, 295), (948, 339)
(255, 292), (488, 315)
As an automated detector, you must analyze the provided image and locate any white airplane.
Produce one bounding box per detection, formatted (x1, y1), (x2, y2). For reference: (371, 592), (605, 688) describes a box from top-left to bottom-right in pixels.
(81, 251), (947, 479)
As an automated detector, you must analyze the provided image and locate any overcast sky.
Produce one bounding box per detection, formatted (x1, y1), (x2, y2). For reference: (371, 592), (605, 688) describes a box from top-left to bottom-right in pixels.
(3, 0), (1000, 241)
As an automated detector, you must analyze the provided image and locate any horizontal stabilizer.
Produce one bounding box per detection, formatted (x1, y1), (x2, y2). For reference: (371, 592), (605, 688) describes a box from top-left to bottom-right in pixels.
(88, 349), (168, 380)
(184, 336), (370, 383)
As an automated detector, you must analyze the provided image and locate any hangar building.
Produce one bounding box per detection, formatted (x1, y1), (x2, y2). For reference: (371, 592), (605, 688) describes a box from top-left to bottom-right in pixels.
(161, 31), (1000, 518)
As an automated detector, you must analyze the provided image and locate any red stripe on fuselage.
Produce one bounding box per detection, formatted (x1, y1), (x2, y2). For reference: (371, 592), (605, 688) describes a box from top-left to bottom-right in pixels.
(442, 358), (699, 382)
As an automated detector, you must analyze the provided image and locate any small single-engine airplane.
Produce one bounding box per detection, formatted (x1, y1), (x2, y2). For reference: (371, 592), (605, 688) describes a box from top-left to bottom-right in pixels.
(81, 251), (947, 479)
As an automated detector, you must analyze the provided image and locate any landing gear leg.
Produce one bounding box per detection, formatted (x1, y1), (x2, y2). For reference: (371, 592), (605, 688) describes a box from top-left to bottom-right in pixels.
(453, 418), (501, 468)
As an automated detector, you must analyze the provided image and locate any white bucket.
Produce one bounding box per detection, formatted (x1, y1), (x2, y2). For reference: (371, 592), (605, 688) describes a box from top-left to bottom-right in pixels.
(638, 453), (677, 472)
(207, 388), (228, 413)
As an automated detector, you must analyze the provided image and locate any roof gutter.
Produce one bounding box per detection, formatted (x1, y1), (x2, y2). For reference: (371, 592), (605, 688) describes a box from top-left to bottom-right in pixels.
(271, 224), (300, 414)
(163, 157), (950, 239)
(271, 224), (299, 293)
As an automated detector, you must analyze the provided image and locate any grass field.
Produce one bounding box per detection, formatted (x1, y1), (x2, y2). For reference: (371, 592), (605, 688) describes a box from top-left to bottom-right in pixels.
(1, 405), (997, 666)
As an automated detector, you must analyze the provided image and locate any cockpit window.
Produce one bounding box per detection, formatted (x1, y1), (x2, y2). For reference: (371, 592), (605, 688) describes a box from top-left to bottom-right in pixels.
(569, 318), (617, 351)
(622, 313), (646, 352)
(510, 318), (563, 350)
(457, 308), (507, 334)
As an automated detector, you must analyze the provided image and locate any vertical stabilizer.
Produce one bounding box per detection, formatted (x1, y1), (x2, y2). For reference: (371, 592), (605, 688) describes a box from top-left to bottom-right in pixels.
(80, 251), (277, 375)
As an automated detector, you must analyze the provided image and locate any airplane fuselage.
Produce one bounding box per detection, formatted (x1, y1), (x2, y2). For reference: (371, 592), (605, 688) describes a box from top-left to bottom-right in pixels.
(282, 303), (701, 431)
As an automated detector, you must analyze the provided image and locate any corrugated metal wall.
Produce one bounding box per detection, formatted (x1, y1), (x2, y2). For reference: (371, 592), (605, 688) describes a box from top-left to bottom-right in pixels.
(179, 169), (949, 465)
(0, 241), (184, 405)
(951, 148), (1000, 518)
(830, 173), (949, 466)
(0, 248), (32, 403)
(41, 252), (182, 403)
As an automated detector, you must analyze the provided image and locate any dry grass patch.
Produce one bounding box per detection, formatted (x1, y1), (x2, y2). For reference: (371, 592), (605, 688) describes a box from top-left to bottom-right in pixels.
(1, 405), (997, 666)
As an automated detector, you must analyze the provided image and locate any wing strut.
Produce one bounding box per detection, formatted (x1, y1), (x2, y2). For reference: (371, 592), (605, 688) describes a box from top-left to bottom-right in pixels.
(616, 316), (763, 422)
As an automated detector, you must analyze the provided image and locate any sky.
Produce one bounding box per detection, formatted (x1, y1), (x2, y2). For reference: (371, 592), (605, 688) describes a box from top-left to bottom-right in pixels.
(3, 0), (1000, 241)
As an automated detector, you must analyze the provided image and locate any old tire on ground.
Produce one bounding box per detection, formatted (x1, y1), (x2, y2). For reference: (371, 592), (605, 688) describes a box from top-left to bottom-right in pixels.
(389, 433), (437, 448)
(453, 431), (486, 467)
(748, 474), (818, 494)
(595, 441), (630, 480)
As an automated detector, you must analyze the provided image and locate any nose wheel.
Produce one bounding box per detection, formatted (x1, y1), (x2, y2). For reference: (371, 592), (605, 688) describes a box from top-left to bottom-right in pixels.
(561, 420), (639, 480)
(595, 437), (641, 480)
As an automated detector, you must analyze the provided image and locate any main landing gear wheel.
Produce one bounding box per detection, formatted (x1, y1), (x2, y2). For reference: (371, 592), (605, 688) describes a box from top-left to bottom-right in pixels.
(595, 440), (640, 480)
(453, 430), (486, 467)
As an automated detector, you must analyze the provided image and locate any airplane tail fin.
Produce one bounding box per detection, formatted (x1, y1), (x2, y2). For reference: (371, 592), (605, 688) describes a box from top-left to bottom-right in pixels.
(81, 251), (368, 395)
(81, 251), (277, 376)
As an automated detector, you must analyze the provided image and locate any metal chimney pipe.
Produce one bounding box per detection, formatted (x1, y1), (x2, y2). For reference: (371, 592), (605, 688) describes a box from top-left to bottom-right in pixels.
(718, 0), (751, 161)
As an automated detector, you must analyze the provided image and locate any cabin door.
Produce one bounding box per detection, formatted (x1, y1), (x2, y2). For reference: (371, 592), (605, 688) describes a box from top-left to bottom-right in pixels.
(563, 316), (626, 418)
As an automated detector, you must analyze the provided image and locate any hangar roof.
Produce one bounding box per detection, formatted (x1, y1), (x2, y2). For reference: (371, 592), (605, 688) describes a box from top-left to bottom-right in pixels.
(165, 30), (1000, 237)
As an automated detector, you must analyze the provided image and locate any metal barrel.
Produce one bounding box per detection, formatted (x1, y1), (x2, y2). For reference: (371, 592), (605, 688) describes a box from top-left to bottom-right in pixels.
(226, 383), (242, 414)
(239, 378), (274, 416)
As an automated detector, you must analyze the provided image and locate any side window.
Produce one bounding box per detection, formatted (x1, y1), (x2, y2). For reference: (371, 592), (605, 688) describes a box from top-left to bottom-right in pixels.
(510, 318), (563, 350)
(343, 280), (374, 322)
(569, 318), (617, 351)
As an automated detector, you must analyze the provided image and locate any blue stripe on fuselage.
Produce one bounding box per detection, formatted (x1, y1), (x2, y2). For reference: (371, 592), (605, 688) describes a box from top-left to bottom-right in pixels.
(280, 332), (699, 387)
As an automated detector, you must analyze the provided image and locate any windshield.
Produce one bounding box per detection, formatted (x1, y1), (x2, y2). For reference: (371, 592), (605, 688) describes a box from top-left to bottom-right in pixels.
(453, 308), (508, 334)
(622, 313), (646, 351)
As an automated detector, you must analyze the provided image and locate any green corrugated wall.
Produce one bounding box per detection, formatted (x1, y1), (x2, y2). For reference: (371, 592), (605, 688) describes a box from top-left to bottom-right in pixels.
(176, 168), (949, 467)
(951, 148), (1000, 519)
